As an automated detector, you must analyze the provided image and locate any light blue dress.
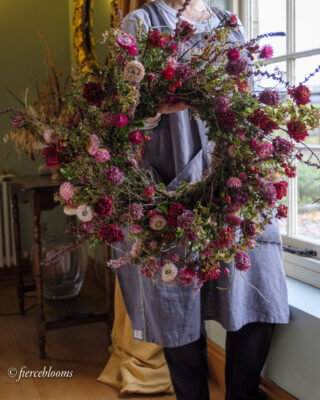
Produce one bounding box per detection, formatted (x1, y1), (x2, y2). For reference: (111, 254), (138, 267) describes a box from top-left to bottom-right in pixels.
(115, 0), (289, 347)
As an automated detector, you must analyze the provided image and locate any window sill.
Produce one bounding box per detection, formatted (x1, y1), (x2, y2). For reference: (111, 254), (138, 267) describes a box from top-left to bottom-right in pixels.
(286, 276), (320, 319)
(283, 251), (320, 289)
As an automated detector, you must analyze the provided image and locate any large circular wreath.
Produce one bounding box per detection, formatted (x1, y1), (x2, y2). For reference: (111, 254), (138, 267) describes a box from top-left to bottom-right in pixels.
(6, 8), (320, 288)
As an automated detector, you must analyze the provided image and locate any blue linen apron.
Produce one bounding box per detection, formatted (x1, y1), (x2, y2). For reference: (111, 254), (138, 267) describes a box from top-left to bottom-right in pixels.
(115, 1), (289, 346)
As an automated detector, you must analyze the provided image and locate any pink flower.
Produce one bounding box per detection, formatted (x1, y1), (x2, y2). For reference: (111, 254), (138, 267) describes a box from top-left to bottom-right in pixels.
(147, 73), (156, 82)
(129, 130), (144, 145)
(179, 267), (197, 287)
(86, 134), (99, 155)
(117, 34), (137, 55)
(256, 142), (274, 159)
(59, 182), (74, 201)
(12, 115), (23, 128)
(63, 204), (78, 216)
(76, 205), (93, 222)
(113, 113), (129, 128)
(238, 172), (248, 182)
(259, 45), (273, 60)
(98, 224), (124, 243)
(228, 145), (238, 156)
(162, 66), (175, 80)
(166, 56), (178, 69)
(234, 250), (251, 271)
(259, 89), (280, 106)
(102, 112), (114, 127)
(128, 203), (144, 220)
(130, 241), (143, 257)
(226, 59), (248, 76)
(214, 96), (230, 112)
(43, 129), (55, 144)
(104, 165), (125, 185)
(218, 110), (236, 130)
(94, 197), (113, 217)
(144, 186), (155, 199)
(228, 202), (242, 214)
(94, 148), (110, 162)
(226, 214), (242, 226)
(226, 177), (242, 188)
(130, 224), (143, 234)
(149, 214), (167, 230)
(288, 85), (311, 106)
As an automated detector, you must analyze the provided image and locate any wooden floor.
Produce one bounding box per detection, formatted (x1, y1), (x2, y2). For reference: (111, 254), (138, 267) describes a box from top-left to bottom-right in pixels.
(0, 272), (224, 400)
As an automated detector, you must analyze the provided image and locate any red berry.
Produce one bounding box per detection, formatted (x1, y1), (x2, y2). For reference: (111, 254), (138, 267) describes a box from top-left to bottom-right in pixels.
(224, 268), (230, 276)
(225, 195), (231, 203)
(281, 163), (288, 168)
(147, 210), (153, 216)
(144, 136), (151, 142)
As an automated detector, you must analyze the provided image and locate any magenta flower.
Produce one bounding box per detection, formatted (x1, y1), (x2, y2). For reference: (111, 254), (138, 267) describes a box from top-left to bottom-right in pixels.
(130, 224), (143, 234)
(259, 89), (280, 106)
(112, 113), (129, 128)
(128, 203), (144, 220)
(117, 34), (137, 55)
(129, 130), (144, 145)
(227, 48), (240, 61)
(102, 112), (114, 127)
(259, 45), (273, 60)
(94, 148), (110, 163)
(234, 250), (251, 271)
(256, 142), (274, 159)
(104, 165), (125, 185)
(12, 115), (24, 128)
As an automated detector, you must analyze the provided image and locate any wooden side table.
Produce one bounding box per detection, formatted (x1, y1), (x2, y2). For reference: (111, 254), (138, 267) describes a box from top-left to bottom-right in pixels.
(7, 175), (114, 359)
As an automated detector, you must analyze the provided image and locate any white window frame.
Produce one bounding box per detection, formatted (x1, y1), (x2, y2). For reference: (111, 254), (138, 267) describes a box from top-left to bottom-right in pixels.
(231, 0), (320, 287)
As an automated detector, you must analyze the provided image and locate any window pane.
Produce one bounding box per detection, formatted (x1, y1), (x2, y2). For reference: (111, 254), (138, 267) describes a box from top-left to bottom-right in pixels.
(297, 158), (320, 241)
(256, 61), (287, 93)
(296, 0), (320, 52)
(295, 55), (320, 144)
(253, 0), (286, 57)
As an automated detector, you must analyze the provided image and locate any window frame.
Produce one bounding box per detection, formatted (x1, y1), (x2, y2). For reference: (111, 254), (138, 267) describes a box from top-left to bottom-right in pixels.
(232, 0), (320, 287)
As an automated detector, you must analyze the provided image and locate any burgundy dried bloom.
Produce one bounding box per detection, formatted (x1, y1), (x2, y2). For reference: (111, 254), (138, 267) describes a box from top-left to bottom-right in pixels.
(234, 250), (251, 271)
(227, 48), (240, 61)
(175, 65), (194, 82)
(226, 59), (247, 77)
(288, 84), (311, 106)
(218, 110), (236, 130)
(241, 219), (256, 238)
(94, 197), (113, 217)
(287, 120), (309, 142)
(259, 89), (280, 106)
(260, 183), (277, 208)
(272, 137), (294, 155)
(168, 202), (185, 228)
(214, 96), (230, 112)
(83, 82), (105, 107)
(98, 224), (124, 243)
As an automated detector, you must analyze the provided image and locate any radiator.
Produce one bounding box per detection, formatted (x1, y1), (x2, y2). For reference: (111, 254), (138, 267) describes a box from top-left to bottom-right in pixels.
(0, 176), (17, 268)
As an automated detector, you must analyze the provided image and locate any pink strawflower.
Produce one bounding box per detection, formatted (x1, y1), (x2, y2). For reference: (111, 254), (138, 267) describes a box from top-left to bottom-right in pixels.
(149, 214), (167, 230)
(227, 48), (240, 61)
(130, 224), (143, 234)
(102, 112), (114, 127)
(63, 204), (78, 216)
(166, 56), (178, 69)
(76, 205), (93, 222)
(59, 182), (74, 201)
(226, 214), (242, 226)
(129, 130), (144, 144)
(43, 129), (55, 144)
(86, 134), (99, 155)
(226, 177), (242, 188)
(94, 148), (110, 163)
(113, 113), (129, 128)
(104, 165), (125, 185)
(144, 186), (155, 199)
(259, 45), (273, 60)
(256, 142), (274, 159)
(234, 250), (251, 271)
(128, 203), (144, 220)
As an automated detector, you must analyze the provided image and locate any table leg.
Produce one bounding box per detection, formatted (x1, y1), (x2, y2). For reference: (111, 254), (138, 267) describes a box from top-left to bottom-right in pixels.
(12, 192), (25, 314)
(31, 194), (46, 359)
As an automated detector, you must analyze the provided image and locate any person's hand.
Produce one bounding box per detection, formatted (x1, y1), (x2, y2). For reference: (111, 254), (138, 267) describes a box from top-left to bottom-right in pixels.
(158, 101), (189, 114)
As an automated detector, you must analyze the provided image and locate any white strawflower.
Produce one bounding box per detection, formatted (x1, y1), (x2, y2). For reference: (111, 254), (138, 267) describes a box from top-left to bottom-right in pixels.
(76, 205), (93, 222)
(124, 60), (145, 83)
(162, 262), (178, 282)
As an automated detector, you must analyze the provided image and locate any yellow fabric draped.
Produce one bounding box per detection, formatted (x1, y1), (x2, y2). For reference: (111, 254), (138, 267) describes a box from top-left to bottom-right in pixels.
(97, 278), (174, 395)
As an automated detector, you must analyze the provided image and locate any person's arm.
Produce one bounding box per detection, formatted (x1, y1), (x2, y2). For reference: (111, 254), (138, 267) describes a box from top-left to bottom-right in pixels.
(122, 10), (189, 129)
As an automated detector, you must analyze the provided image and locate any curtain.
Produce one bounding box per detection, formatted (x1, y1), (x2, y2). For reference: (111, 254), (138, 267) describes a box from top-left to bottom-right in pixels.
(111, 0), (150, 20)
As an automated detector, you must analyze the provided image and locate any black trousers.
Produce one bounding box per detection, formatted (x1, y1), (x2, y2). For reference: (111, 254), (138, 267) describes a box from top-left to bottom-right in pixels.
(163, 322), (274, 400)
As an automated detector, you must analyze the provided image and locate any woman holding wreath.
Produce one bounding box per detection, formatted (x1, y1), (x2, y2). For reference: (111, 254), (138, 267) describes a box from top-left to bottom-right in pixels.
(113, 1), (290, 399)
